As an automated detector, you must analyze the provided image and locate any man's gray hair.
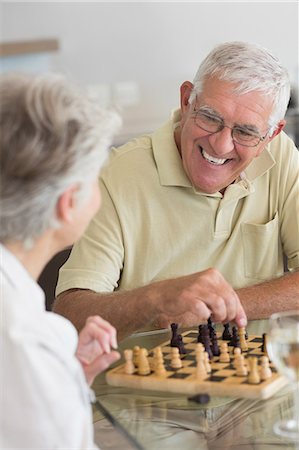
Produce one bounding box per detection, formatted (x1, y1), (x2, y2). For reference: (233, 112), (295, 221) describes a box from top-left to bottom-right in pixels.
(0, 73), (121, 247)
(189, 41), (290, 135)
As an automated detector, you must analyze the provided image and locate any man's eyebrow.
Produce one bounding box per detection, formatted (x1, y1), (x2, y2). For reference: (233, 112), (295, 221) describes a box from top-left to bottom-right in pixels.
(197, 105), (222, 117)
(235, 123), (260, 134)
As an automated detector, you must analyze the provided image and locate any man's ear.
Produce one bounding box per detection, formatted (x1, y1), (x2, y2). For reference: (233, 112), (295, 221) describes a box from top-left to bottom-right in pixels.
(268, 119), (286, 142)
(56, 185), (78, 224)
(180, 81), (194, 112)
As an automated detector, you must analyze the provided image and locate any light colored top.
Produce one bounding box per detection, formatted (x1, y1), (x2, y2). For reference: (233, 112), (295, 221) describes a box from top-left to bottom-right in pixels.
(56, 110), (299, 333)
(0, 245), (98, 450)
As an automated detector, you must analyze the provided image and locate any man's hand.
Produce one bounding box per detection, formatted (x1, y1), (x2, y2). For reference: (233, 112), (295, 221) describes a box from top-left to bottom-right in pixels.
(155, 268), (247, 329)
(76, 315), (120, 385)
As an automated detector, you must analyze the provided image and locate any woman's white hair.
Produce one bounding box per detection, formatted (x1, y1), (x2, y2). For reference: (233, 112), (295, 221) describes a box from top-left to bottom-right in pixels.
(189, 41), (290, 135)
(0, 72), (121, 247)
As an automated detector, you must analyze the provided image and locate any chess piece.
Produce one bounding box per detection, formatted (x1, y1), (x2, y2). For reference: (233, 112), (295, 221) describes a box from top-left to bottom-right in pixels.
(177, 334), (186, 354)
(138, 348), (151, 375)
(260, 356), (272, 380)
(211, 332), (220, 356)
(124, 349), (135, 374)
(233, 347), (242, 368)
(222, 323), (232, 340)
(235, 354), (248, 376)
(196, 351), (207, 379)
(154, 346), (166, 376)
(247, 357), (260, 384)
(170, 347), (182, 369)
(238, 327), (248, 352)
(197, 325), (203, 343)
(133, 345), (140, 367)
(202, 325), (213, 359)
(230, 326), (241, 349)
(170, 323), (179, 347)
(219, 342), (230, 363)
(208, 317), (215, 337)
(195, 343), (205, 363)
(155, 360), (167, 376)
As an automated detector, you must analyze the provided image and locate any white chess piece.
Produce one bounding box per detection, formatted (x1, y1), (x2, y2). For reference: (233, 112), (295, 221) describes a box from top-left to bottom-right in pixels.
(171, 347), (182, 369)
(124, 349), (135, 375)
(260, 356), (272, 380)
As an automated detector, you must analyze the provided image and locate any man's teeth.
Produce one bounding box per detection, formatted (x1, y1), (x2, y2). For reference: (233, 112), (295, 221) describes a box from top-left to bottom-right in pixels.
(201, 148), (227, 165)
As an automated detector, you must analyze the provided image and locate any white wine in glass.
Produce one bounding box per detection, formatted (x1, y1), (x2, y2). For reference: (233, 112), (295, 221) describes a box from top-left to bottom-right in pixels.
(268, 310), (299, 440)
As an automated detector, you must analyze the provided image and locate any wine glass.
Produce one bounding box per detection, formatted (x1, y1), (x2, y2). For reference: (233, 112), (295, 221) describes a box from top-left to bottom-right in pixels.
(267, 310), (299, 440)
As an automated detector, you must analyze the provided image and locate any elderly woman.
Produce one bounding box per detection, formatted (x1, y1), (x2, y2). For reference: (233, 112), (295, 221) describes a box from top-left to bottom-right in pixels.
(0, 73), (121, 449)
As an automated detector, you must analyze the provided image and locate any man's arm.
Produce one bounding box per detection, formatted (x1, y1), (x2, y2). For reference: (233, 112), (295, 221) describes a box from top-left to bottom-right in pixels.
(53, 268), (247, 341)
(237, 271), (299, 319)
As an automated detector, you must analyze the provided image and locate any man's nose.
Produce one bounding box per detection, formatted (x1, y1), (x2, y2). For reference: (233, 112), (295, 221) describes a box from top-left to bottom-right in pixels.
(208, 126), (235, 155)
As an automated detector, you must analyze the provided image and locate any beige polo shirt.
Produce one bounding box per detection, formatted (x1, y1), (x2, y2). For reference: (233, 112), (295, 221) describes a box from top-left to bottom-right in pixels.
(56, 110), (299, 333)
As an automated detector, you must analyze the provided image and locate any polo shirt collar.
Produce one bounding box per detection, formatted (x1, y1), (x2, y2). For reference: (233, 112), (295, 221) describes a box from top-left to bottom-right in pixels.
(152, 109), (276, 190)
(152, 110), (192, 188)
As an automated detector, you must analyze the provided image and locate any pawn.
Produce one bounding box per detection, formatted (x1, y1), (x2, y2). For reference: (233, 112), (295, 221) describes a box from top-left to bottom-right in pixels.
(233, 347), (242, 368)
(230, 326), (241, 349)
(152, 346), (164, 370)
(197, 325), (203, 343)
(247, 357), (260, 384)
(219, 342), (230, 363)
(235, 355), (248, 377)
(196, 352), (207, 379)
(177, 334), (187, 354)
(138, 348), (151, 375)
(238, 327), (248, 352)
(222, 323), (232, 340)
(195, 343), (205, 365)
(155, 360), (167, 376)
(124, 349), (135, 375)
(211, 332), (220, 357)
(133, 345), (140, 367)
(260, 356), (272, 380)
(171, 347), (182, 369)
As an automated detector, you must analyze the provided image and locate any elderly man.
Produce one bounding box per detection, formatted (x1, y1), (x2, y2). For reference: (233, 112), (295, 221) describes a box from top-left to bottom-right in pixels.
(55, 41), (299, 340)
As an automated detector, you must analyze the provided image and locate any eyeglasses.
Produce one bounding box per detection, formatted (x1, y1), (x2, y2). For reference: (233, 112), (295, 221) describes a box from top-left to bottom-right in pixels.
(192, 107), (269, 148)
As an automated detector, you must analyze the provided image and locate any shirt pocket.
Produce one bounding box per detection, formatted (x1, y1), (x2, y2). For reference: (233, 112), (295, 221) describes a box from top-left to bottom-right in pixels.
(241, 212), (283, 280)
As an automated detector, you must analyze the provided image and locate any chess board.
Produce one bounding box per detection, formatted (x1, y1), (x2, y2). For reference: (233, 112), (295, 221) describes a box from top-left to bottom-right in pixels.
(106, 330), (288, 399)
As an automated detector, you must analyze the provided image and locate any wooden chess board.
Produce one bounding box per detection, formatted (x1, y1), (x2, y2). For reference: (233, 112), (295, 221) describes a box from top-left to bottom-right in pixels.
(106, 330), (288, 399)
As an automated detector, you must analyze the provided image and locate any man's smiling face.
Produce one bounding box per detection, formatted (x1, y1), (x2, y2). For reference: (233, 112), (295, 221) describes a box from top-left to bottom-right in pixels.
(176, 78), (281, 194)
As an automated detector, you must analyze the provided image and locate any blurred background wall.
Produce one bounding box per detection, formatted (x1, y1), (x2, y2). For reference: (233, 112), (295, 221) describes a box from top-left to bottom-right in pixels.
(1, 1), (298, 143)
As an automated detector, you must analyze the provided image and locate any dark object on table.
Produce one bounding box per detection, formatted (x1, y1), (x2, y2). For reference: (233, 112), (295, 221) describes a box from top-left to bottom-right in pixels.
(188, 393), (210, 404)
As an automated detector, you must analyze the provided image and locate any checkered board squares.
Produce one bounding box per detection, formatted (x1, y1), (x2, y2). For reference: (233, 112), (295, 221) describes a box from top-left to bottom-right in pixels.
(106, 330), (288, 399)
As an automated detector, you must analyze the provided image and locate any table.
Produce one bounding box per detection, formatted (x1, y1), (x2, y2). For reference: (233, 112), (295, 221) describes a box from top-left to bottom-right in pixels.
(92, 329), (299, 450)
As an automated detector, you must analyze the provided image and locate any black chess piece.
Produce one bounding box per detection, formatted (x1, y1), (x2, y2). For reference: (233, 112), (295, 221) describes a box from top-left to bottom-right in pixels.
(222, 323), (232, 340)
(177, 334), (186, 354)
(197, 325), (203, 343)
(208, 317), (216, 338)
(170, 323), (179, 347)
(202, 325), (213, 359)
(230, 326), (241, 348)
(211, 333), (220, 356)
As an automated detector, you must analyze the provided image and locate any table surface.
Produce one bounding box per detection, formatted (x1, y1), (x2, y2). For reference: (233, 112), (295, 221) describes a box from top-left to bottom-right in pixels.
(92, 328), (299, 450)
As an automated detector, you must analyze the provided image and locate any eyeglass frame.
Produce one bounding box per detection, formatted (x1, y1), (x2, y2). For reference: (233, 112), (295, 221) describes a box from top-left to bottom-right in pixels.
(191, 97), (270, 148)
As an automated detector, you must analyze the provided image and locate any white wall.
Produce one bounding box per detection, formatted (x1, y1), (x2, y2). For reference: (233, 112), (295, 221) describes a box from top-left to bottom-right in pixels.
(1, 1), (298, 142)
